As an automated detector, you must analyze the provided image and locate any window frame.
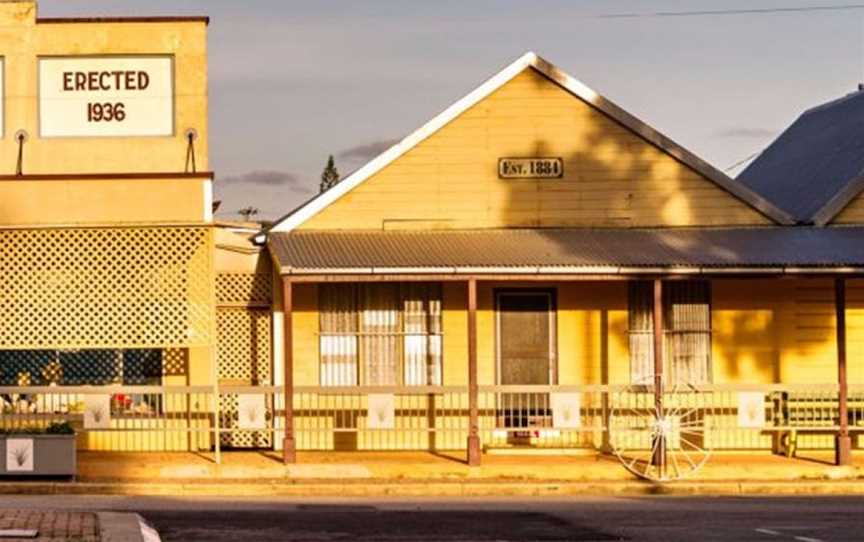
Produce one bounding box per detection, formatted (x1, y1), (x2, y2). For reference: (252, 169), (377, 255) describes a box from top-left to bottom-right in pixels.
(318, 283), (444, 387)
(627, 280), (713, 385)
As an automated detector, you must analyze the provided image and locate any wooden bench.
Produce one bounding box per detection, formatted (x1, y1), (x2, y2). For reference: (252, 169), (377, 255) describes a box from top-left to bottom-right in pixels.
(770, 391), (864, 457)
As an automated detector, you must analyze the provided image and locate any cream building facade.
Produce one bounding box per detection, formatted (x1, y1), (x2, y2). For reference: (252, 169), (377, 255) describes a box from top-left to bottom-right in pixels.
(0, 1), (273, 453)
(0, 1), (861, 480)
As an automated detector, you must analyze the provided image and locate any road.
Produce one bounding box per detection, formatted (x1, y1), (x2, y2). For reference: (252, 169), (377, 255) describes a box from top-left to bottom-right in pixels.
(0, 495), (861, 541)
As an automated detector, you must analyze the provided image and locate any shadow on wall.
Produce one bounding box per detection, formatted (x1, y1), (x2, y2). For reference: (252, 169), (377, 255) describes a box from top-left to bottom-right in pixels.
(711, 306), (779, 383)
(488, 73), (837, 387)
(489, 74), (699, 386)
(491, 69), (700, 229)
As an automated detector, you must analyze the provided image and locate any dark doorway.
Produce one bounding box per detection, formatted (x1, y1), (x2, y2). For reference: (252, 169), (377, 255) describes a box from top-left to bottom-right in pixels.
(495, 289), (557, 444)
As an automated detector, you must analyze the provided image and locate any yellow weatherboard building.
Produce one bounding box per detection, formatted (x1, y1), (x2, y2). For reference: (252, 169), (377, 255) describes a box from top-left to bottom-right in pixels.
(0, 1), (861, 479)
(266, 52), (864, 474)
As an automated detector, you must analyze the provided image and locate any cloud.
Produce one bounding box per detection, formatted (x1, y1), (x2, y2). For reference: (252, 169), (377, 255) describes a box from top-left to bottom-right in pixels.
(219, 170), (312, 194)
(714, 127), (776, 139)
(214, 172), (315, 221)
(338, 138), (401, 162)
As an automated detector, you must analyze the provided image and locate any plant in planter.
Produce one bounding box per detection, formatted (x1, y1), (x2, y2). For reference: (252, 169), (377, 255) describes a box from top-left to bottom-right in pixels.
(0, 422), (76, 477)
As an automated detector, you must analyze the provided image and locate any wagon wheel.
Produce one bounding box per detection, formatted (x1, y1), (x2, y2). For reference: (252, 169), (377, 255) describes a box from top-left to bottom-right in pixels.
(610, 378), (711, 482)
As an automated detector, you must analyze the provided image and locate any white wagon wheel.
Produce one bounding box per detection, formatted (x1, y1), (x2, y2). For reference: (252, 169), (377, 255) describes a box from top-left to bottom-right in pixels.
(610, 377), (712, 482)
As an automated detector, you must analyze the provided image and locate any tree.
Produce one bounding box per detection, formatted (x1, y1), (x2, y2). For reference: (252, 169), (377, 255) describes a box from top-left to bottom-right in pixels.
(238, 206), (259, 221)
(320, 155), (341, 193)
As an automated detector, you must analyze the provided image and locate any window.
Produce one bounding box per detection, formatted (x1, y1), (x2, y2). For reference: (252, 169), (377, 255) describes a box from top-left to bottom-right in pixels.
(628, 281), (711, 384)
(0, 349), (164, 386)
(319, 283), (442, 386)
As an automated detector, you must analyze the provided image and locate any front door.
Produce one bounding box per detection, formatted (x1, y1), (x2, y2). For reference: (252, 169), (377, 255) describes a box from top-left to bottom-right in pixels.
(496, 290), (556, 442)
(497, 290), (556, 385)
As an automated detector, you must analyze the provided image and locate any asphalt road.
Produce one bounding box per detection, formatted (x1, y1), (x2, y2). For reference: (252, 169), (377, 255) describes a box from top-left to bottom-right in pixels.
(0, 495), (861, 541)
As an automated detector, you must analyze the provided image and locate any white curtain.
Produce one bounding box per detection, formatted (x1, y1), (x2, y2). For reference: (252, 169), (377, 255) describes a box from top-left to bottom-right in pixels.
(319, 283), (442, 386)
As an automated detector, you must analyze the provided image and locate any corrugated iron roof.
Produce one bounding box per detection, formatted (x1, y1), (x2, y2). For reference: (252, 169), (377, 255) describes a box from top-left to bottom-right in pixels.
(268, 227), (864, 272)
(737, 89), (864, 225)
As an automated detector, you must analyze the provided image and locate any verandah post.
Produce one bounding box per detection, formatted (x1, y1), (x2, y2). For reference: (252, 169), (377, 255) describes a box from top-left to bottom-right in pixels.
(835, 278), (851, 466)
(282, 276), (297, 464)
(652, 279), (666, 472)
(467, 277), (481, 466)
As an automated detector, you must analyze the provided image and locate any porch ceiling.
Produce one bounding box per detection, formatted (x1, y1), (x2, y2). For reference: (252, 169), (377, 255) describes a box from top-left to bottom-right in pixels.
(267, 227), (864, 275)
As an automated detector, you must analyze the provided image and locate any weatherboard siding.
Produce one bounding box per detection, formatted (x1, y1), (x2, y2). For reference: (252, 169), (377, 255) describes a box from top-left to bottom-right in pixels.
(300, 68), (769, 230)
(290, 279), (859, 389)
(286, 279), (859, 450)
(830, 193), (864, 224)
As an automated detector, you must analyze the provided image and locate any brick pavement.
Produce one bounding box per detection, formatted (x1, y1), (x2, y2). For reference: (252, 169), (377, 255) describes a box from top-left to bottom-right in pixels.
(0, 510), (99, 541)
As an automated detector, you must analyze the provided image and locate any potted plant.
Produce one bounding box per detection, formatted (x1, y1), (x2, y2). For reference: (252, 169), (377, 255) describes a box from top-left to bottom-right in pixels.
(0, 422), (76, 477)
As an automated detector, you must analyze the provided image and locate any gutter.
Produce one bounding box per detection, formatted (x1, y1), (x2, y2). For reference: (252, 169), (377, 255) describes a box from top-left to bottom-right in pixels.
(278, 265), (864, 276)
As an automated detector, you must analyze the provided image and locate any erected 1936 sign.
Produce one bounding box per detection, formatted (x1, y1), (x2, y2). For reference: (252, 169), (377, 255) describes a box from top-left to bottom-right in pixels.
(498, 157), (563, 179)
(39, 56), (174, 137)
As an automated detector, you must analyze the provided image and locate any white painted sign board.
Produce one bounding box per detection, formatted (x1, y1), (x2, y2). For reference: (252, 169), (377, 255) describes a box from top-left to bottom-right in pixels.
(499, 157), (563, 179)
(237, 394), (267, 430)
(737, 392), (766, 428)
(367, 394), (395, 429)
(551, 392), (581, 429)
(6, 438), (34, 472)
(83, 394), (112, 429)
(39, 56), (173, 137)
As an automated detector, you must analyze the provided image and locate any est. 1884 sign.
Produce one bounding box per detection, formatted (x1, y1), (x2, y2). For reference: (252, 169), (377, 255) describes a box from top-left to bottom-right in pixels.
(39, 56), (174, 137)
(498, 157), (563, 179)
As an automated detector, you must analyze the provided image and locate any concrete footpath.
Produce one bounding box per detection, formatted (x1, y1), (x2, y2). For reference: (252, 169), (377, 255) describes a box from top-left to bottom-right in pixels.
(0, 509), (150, 541)
(1, 451), (863, 497)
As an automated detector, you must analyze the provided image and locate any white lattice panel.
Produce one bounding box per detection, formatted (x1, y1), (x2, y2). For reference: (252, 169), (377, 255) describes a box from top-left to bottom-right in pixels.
(0, 227), (214, 349)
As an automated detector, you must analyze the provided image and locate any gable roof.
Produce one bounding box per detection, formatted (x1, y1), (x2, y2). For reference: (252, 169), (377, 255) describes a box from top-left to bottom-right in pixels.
(267, 52), (794, 234)
(737, 88), (864, 225)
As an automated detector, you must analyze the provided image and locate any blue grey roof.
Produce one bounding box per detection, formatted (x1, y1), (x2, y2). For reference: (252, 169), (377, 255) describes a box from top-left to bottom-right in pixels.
(737, 89), (864, 224)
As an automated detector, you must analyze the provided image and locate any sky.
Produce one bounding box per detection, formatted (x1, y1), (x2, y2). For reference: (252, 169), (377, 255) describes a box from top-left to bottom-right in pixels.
(41, 0), (864, 220)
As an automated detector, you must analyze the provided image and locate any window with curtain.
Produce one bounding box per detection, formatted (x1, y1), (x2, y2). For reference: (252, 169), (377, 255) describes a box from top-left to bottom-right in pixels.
(319, 283), (443, 386)
(628, 281), (712, 384)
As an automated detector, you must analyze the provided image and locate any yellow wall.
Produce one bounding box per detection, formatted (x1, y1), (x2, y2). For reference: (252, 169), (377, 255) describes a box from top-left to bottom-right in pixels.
(291, 278), (860, 390)
(215, 227), (268, 273)
(0, 176), (208, 225)
(300, 68), (769, 230)
(286, 277), (863, 451)
(0, 3), (209, 174)
(472, 282), (629, 386)
(293, 283), (320, 386)
(830, 193), (864, 223)
(291, 281), (628, 388)
(0, 5), (215, 452)
(711, 280), (782, 385)
(0, 2), (209, 226)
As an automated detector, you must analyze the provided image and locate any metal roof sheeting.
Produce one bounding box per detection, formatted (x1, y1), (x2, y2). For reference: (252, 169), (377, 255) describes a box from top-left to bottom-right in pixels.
(268, 228), (864, 272)
(737, 89), (864, 224)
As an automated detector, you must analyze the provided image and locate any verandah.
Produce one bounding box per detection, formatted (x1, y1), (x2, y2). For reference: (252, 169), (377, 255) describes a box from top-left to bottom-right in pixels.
(1, 274), (860, 479)
(276, 272), (861, 475)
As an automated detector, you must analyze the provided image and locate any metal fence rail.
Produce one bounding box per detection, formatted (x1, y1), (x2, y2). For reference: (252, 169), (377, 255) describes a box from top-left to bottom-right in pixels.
(0, 383), (860, 453)
(477, 385), (609, 449)
(0, 385), (215, 452)
(291, 385), (469, 450)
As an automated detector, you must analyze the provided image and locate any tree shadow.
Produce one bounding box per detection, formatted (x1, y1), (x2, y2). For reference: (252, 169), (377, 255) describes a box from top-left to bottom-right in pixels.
(482, 65), (850, 460)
